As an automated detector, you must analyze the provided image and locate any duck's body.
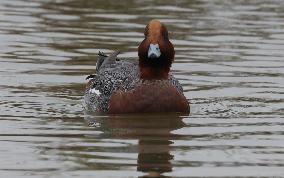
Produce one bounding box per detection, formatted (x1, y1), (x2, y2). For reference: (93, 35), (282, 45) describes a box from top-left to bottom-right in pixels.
(83, 20), (189, 114)
(83, 52), (186, 113)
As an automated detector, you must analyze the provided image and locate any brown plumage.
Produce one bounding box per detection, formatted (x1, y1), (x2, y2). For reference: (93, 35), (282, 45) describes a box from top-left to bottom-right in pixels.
(138, 19), (175, 80)
(107, 19), (189, 114)
(109, 81), (189, 114)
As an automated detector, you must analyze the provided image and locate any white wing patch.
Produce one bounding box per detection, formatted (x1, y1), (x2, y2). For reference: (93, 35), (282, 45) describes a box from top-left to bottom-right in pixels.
(90, 88), (101, 96)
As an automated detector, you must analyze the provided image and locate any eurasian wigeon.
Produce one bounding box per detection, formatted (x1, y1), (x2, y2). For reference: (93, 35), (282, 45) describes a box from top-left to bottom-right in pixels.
(84, 19), (189, 114)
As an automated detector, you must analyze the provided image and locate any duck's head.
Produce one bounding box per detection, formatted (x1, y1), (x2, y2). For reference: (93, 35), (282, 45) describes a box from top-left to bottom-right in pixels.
(138, 19), (175, 80)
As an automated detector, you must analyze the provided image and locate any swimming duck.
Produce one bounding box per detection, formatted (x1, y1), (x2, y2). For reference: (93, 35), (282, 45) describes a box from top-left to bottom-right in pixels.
(83, 19), (189, 114)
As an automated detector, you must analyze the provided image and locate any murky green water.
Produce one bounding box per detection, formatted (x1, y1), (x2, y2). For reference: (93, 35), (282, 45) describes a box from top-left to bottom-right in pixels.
(1, 0), (284, 177)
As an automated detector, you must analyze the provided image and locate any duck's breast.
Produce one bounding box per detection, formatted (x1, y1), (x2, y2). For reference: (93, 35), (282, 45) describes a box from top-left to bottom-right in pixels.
(108, 80), (189, 114)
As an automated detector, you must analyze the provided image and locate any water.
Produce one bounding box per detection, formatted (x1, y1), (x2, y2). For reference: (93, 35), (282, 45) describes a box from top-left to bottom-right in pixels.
(0, 0), (284, 177)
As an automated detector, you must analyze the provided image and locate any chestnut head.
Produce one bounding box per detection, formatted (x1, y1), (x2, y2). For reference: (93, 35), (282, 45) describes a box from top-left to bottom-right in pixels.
(138, 20), (175, 79)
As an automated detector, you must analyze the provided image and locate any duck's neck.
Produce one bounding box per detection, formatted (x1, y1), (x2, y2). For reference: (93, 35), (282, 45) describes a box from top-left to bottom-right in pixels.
(139, 66), (169, 80)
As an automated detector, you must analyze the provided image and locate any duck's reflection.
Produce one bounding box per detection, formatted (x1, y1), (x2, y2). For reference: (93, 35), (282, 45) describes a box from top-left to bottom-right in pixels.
(85, 113), (186, 177)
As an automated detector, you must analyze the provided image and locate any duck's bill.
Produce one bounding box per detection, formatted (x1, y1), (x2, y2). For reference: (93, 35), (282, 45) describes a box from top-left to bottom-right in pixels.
(148, 44), (161, 59)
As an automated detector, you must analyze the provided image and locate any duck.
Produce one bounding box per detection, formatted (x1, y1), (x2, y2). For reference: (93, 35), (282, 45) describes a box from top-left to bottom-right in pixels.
(83, 19), (189, 114)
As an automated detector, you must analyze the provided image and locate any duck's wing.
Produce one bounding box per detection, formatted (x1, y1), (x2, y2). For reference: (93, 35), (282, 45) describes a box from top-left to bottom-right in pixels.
(169, 74), (184, 93)
(84, 51), (138, 112)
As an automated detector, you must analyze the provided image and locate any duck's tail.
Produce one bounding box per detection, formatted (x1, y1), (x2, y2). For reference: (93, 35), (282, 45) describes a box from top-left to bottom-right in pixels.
(86, 51), (120, 80)
(96, 51), (108, 71)
(99, 51), (120, 69)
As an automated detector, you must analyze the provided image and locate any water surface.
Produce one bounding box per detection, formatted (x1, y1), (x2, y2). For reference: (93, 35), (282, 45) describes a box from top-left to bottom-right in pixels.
(1, 0), (284, 177)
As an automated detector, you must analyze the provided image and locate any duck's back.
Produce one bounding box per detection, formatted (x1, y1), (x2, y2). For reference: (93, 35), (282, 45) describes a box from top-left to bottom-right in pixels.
(83, 52), (186, 113)
(84, 52), (138, 112)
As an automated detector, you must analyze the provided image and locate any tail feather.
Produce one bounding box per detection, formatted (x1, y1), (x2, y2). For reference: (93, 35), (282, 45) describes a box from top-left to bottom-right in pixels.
(96, 51), (108, 71)
(100, 51), (120, 69)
